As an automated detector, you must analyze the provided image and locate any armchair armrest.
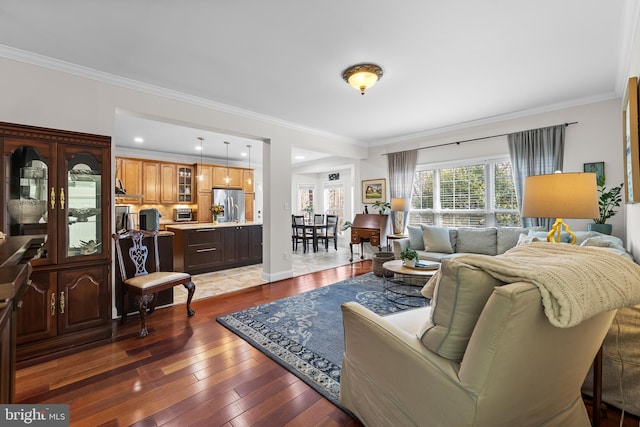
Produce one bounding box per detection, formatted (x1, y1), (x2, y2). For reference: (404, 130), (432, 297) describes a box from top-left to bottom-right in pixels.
(392, 238), (410, 259)
(340, 302), (474, 426)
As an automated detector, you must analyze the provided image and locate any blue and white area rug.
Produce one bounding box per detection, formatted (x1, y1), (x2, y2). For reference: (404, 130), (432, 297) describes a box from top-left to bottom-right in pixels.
(216, 273), (427, 405)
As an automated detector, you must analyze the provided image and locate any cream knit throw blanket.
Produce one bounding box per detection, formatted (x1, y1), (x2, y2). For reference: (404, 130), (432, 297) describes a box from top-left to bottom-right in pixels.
(456, 242), (640, 327)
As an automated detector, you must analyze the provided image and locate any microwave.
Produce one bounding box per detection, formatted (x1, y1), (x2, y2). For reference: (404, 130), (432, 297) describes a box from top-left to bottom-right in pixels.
(173, 208), (193, 222)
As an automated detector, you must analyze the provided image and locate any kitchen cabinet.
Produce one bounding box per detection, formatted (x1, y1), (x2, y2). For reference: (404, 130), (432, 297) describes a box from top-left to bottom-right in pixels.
(242, 169), (254, 193)
(160, 163), (178, 203)
(196, 164), (213, 191)
(177, 165), (193, 203)
(213, 166), (242, 188)
(142, 161), (161, 204)
(168, 224), (262, 274)
(0, 121), (112, 361)
(197, 191), (212, 223)
(245, 192), (255, 222)
(117, 157), (143, 204)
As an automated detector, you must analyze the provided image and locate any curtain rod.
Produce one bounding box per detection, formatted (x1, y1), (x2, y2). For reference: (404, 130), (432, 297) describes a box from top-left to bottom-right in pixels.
(381, 122), (578, 156)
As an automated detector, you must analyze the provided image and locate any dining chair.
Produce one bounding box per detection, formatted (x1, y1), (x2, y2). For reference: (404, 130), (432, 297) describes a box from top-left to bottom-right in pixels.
(292, 215), (309, 253)
(314, 214), (325, 225)
(324, 214), (339, 251)
(113, 230), (196, 337)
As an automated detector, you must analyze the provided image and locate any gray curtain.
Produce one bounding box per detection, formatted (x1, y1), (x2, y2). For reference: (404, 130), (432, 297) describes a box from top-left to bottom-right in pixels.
(508, 124), (565, 228)
(387, 149), (418, 232)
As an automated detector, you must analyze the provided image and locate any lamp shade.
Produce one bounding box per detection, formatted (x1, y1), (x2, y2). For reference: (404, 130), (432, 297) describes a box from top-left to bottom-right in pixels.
(391, 197), (410, 212)
(521, 172), (599, 219)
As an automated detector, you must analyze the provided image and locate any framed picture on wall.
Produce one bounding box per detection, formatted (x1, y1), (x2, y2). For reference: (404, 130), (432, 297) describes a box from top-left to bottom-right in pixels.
(623, 76), (640, 203)
(362, 178), (386, 204)
(583, 162), (604, 184)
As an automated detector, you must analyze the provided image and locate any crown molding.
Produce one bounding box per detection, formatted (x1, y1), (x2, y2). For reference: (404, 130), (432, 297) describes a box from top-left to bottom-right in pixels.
(0, 44), (364, 147)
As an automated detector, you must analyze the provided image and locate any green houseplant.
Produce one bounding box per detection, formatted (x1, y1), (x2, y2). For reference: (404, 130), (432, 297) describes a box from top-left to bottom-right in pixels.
(372, 200), (391, 215)
(589, 176), (623, 235)
(399, 247), (418, 267)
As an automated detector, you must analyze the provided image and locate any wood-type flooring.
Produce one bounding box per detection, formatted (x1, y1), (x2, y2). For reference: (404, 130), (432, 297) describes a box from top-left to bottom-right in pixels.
(15, 260), (638, 427)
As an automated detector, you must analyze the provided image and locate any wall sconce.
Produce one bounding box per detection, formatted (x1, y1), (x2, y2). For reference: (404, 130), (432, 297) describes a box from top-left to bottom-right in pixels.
(342, 63), (384, 95)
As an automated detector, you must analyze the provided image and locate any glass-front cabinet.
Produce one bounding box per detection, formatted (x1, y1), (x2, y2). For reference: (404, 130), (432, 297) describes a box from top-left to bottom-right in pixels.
(0, 122), (112, 362)
(3, 139), (109, 266)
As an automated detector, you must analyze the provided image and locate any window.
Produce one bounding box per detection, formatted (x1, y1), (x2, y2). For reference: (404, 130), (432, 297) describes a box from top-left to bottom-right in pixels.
(324, 182), (344, 228)
(297, 183), (315, 215)
(409, 159), (520, 227)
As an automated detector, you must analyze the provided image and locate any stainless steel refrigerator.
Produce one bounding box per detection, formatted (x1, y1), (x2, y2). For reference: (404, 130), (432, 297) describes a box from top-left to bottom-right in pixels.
(212, 188), (245, 223)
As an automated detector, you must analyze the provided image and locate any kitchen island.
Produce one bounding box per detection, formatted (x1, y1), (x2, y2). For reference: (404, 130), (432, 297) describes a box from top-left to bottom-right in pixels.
(167, 222), (263, 274)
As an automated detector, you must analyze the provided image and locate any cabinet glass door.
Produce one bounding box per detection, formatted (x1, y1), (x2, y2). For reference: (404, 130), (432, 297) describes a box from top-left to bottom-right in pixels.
(4, 142), (52, 263)
(65, 151), (103, 259)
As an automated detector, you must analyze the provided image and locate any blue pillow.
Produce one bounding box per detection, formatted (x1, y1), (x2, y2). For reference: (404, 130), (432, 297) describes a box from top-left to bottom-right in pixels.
(407, 225), (425, 250)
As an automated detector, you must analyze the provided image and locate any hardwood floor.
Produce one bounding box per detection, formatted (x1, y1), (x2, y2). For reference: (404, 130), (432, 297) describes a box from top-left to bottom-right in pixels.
(15, 260), (639, 427)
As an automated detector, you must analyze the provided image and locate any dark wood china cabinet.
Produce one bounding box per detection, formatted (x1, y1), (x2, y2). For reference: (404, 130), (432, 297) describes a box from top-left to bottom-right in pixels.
(0, 122), (112, 361)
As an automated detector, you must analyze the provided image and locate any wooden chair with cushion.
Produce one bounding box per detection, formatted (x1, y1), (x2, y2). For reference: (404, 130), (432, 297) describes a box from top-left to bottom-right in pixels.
(113, 230), (195, 337)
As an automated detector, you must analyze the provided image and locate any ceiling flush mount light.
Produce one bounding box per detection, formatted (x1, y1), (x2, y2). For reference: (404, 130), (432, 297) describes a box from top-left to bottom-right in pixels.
(342, 63), (383, 95)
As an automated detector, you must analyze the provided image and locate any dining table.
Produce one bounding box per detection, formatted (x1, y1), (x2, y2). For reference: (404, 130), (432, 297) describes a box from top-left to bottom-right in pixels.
(303, 222), (327, 252)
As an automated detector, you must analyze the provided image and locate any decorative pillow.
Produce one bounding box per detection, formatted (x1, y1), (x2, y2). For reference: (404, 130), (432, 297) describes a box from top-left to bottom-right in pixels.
(420, 225), (454, 254)
(497, 227), (531, 254)
(516, 233), (543, 246)
(421, 270), (440, 299)
(407, 225), (425, 250)
(455, 227), (497, 255)
(417, 259), (503, 362)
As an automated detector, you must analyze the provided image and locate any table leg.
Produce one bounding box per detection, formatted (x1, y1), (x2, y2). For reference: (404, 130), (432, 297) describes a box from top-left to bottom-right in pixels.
(592, 346), (603, 427)
(349, 242), (354, 262)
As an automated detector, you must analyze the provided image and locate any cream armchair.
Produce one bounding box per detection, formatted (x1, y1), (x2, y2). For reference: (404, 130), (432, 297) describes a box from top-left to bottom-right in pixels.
(340, 281), (615, 427)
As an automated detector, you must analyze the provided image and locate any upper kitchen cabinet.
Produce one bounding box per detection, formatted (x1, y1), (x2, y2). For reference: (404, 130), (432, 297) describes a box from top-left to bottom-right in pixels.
(177, 164), (193, 203)
(142, 161), (160, 204)
(213, 166), (242, 188)
(242, 169), (254, 193)
(196, 164), (213, 192)
(116, 157), (143, 204)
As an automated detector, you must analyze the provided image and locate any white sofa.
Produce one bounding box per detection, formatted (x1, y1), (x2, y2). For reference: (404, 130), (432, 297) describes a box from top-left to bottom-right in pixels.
(340, 252), (620, 426)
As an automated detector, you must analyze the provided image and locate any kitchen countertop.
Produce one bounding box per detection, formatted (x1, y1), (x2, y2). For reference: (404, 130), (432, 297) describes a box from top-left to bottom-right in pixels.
(165, 221), (263, 231)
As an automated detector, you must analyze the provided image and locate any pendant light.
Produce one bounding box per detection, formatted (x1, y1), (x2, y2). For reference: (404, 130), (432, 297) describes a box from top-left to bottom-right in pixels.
(224, 141), (230, 184)
(246, 144), (252, 185)
(197, 137), (204, 181)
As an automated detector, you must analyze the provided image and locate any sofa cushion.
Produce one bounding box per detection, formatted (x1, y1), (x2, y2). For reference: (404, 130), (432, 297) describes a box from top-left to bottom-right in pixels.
(456, 227), (497, 255)
(497, 227), (531, 254)
(420, 225), (453, 254)
(417, 258), (504, 362)
(528, 229), (572, 243)
(407, 225), (425, 250)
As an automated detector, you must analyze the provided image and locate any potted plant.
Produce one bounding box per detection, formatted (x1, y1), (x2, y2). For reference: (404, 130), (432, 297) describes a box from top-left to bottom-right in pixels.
(588, 176), (623, 235)
(400, 247), (418, 267)
(372, 200), (391, 215)
(303, 202), (313, 222)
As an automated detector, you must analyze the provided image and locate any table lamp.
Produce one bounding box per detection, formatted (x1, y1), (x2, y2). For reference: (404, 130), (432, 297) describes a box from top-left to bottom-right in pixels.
(521, 172), (598, 244)
(391, 197), (410, 235)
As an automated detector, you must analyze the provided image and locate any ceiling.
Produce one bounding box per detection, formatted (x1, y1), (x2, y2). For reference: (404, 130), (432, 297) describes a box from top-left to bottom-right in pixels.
(0, 1), (636, 163)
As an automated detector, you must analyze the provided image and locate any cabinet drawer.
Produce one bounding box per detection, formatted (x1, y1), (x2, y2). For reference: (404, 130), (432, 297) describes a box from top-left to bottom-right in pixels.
(186, 228), (222, 246)
(186, 245), (223, 268)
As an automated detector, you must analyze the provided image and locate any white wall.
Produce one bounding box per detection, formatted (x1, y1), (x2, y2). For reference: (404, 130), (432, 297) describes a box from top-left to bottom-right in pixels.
(0, 56), (367, 281)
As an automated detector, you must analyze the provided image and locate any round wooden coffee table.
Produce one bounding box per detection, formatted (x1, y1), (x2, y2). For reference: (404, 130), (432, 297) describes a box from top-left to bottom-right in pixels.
(382, 259), (439, 307)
